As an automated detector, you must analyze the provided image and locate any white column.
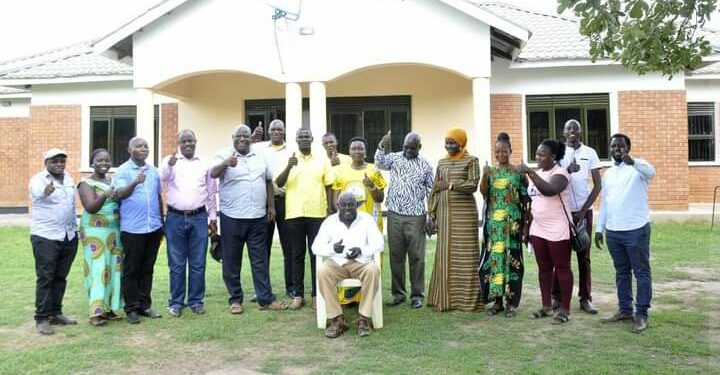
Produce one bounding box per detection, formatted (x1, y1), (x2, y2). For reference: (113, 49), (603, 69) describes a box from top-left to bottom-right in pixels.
(472, 77), (492, 166)
(285, 82), (302, 146)
(136, 88), (156, 165)
(309, 81), (327, 145)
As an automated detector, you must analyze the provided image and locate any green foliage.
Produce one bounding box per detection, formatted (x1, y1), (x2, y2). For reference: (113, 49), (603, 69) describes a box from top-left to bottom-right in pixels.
(557, 0), (717, 76)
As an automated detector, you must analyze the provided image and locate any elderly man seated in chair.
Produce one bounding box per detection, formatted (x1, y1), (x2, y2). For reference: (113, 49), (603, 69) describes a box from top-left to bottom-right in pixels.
(312, 192), (384, 338)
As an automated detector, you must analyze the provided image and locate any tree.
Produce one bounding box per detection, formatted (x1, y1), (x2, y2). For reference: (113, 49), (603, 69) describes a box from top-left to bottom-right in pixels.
(557, 0), (717, 76)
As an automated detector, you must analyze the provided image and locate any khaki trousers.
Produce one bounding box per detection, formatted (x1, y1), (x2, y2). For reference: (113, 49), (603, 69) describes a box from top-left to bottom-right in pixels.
(318, 258), (380, 320)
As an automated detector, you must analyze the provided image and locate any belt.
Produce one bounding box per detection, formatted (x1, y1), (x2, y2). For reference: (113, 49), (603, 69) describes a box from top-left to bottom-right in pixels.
(168, 205), (207, 216)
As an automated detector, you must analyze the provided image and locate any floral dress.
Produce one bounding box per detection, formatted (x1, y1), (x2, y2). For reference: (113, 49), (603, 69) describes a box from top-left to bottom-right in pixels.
(479, 166), (528, 308)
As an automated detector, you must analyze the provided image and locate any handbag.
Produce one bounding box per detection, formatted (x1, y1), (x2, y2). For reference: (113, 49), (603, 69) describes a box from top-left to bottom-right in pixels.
(209, 233), (222, 262)
(558, 195), (590, 253)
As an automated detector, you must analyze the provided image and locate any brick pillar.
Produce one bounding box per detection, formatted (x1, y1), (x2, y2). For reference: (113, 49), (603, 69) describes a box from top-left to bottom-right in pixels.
(618, 91), (688, 210)
(0, 117), (31, 207)
(490, 94), (524, 165)
(161, 103), (179, 158)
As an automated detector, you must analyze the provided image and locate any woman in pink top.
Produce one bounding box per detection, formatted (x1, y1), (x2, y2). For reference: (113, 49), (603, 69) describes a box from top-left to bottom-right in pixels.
(517, 139), (573, 324)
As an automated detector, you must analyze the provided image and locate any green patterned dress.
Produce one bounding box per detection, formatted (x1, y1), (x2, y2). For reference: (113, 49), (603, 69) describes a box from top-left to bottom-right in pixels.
(479, 166), (528, 308)
(79, 178), (124, 317)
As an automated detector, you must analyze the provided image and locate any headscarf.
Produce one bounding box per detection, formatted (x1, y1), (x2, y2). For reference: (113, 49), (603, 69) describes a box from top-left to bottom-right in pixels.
(446, 127), (468, 159)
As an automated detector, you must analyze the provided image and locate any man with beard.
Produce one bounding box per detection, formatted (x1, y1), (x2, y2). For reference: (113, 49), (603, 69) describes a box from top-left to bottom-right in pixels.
(596, 133), (655, 333)
(313, 192), (384, 338)
(29, 148), (79, 334)
(161, 130), (218, 317)
(114, 137), (164, 324)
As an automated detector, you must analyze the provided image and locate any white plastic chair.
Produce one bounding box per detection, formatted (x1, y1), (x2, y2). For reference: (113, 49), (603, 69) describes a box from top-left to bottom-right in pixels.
(315, 252), (383, 329)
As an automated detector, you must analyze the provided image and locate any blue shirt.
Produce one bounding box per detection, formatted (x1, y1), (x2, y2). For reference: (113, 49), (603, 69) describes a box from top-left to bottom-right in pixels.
(113, 159), (163, 234)
(596, 159), (655, 233)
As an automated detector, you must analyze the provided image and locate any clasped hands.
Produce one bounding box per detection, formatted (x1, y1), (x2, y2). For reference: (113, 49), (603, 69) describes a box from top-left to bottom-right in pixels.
(333, 239), (361, 259)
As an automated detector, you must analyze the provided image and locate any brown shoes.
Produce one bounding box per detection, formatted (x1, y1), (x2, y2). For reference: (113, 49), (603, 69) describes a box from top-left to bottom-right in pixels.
(357, 316), (371, 337)
(325, 315), (349, 338)
(289, 297), (304, 310)
(229, 303), (244, 314)
(259, 300), (288, 311)
(600, 311), (634, 323)
(580, 299), (598, 314)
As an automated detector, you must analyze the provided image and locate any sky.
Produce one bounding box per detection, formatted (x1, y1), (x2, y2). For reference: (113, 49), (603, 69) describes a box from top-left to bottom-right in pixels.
(0, 0), (719, 62)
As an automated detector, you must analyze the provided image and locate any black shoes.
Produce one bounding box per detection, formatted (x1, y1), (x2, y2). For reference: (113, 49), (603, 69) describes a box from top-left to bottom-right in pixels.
(411, 298), (423, 309)
(140, 309), (162, 319)
(631, 316), (649, 333)
(126, 311), (141, 324)
(580, 299), (598, 315)
(36, 320), (54, 335)
(49, 314), (77, 325)
(168, 306), (182, 317)
(385, 296), (406, 307)
(191, 306), (206, 315)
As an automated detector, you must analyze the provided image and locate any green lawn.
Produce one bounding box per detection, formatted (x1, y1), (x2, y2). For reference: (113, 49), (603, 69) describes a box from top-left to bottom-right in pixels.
(0, 223), (718, 375)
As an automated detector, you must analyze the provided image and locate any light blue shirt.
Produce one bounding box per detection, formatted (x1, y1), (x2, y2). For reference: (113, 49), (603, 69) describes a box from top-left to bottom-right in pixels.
(213, 147), (272, 219)
(29, 170), (77, 241)
(596, 159), (655, 233)
(113, 159), (163, 234)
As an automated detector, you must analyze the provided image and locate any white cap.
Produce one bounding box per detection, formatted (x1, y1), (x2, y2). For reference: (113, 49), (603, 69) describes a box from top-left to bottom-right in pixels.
(43, 148), (67, 160)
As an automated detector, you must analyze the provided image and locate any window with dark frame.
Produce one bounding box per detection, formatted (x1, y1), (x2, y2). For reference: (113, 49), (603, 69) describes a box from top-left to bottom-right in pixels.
(688, 102), (716, 162)
(90, 105), (159, 167)
(526, 94), (610, 161)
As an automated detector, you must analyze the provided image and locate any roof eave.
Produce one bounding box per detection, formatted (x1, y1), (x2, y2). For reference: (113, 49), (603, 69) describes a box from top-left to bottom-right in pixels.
(509, 59), (618, 69)
(0, 75), (134, 85)
(437, 0), (530, 44)
(90, 0), (190, 54)
(0, 93), (31, 99)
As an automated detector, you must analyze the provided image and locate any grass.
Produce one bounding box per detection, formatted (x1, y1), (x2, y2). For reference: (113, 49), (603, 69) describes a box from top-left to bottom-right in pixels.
(0, 223), (718, 375)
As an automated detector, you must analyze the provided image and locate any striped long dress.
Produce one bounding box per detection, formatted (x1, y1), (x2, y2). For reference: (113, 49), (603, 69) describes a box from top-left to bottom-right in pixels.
(427, 155), (482, 312)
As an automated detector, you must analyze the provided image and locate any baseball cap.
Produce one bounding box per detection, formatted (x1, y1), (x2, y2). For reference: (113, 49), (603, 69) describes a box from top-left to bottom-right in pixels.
(44, 148), (68, 160)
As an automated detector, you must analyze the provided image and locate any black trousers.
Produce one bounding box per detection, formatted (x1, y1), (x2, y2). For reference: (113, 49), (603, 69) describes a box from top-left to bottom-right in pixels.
(265, 195), (293, 295)
(285, 217), (323, 298)
(121, 229), (163, 313)
(31, 234), (78, 322)
(221, 214), (275, 305)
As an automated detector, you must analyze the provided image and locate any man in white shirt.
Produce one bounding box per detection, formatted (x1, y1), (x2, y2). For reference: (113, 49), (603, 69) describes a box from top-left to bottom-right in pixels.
(312, 192), (384, 338)
(555, 119), (602, 314)
(596, 133), (655, 333)
(28, 148), (79, 335)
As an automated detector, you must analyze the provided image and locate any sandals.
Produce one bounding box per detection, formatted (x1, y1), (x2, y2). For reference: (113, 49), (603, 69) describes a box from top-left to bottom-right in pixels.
(487, 303), (505, 316)
(552, 311), (571, 324)
(259, 300), (288, 311)
(532, 308), (553, 319)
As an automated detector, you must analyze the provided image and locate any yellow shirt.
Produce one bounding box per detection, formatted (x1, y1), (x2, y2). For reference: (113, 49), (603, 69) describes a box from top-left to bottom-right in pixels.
(283, 152), (336, 219)
(332, 163), (387, 231)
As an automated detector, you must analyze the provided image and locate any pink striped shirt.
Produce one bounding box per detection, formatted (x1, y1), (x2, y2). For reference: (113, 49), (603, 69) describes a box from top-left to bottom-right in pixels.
(161, 154), (218, 221)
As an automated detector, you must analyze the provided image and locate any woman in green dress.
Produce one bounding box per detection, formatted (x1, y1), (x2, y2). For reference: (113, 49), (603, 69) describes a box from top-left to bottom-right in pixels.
(479, 133), (530, 317)
(78, 149), (123, 326)
(427, 127), (482, 312)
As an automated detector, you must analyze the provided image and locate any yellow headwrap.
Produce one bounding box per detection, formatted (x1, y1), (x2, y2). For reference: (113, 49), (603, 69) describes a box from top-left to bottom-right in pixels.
(446, 127), (468, 159)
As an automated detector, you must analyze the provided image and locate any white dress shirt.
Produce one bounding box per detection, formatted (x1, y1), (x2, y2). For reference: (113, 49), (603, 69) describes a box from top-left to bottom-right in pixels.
(29, 170), (77, 241)
(311, 211), (384, 266)
(560, 143), (601, 212)
(596, 159), (655, 233)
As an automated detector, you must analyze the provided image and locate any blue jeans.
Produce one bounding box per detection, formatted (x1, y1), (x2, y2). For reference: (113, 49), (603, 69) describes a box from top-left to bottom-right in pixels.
(220, 213), (275, 305)
(606, 223), (652, 318)
(165, 211), (209, 309)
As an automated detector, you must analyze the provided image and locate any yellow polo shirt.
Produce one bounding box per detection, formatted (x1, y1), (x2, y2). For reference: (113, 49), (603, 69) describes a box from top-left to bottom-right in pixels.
(283, 152), (336, 219)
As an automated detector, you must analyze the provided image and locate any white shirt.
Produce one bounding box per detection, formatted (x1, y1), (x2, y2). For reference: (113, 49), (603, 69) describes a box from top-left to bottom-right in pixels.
(254, 141), (293, 196)
(311, 211), (384, 266)
(596, 159), (655, 233)
(560, 144), (601, 212)
(29, 171), (77, 241)
(213, 147), (272, 219)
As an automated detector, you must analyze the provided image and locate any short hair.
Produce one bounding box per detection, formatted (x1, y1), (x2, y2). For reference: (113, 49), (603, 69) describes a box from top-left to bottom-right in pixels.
(322, 132), (337, 140)
(348, 136), (368, 149)
(128, 137), (147, 147)
(90, 148), (110, 163)
(611, 133), (632, 151)
(540, 139), (566, 162)
(268, 119), (285, 129)
(564, 119), (581, 131)
(233, 124), (251, 136)
(177, 129), (196, 140)
(496, 132), (511, 152)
